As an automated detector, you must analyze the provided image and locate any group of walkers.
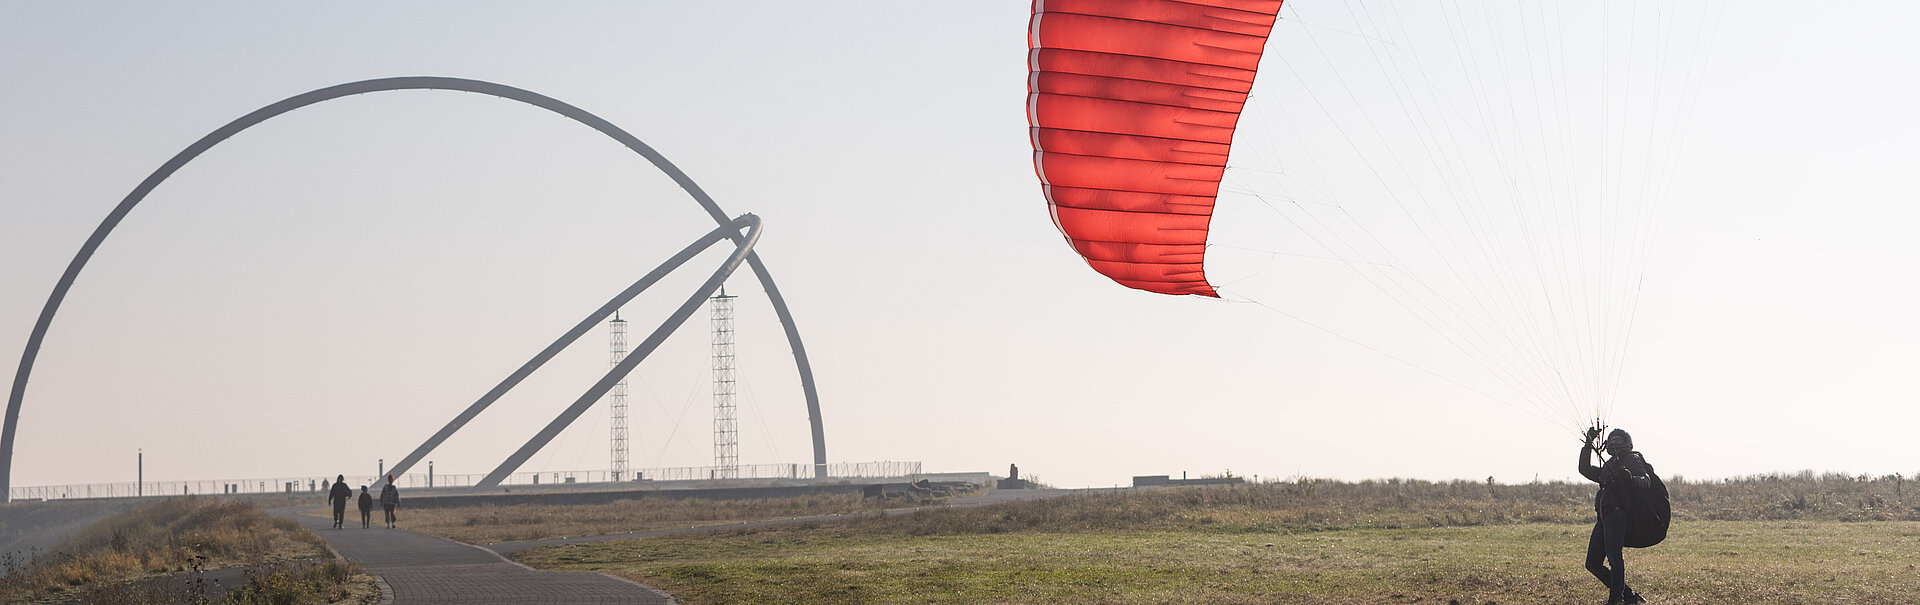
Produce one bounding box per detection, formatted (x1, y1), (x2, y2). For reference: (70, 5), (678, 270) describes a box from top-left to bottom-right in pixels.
(326, 474), (400, 529)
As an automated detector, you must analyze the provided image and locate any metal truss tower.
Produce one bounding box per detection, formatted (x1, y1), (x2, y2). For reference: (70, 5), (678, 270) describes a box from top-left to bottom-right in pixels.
(608, 313), (629, 481)
(710, 288), (739, 478)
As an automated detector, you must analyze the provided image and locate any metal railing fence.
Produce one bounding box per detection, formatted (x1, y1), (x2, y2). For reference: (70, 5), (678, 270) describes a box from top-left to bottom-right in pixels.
(8, 461), (922, 501)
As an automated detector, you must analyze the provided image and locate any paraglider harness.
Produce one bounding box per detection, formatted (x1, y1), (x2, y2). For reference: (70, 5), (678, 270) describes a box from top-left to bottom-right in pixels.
(1589, 425), (1671, 548)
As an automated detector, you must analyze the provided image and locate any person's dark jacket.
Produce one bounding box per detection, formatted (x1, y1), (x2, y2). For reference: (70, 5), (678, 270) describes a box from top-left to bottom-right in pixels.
(1580, 445), (1653, 513)
(379, 483), (399, 508)
(328, 480), (353, 510)
(357, 490), (373, 512)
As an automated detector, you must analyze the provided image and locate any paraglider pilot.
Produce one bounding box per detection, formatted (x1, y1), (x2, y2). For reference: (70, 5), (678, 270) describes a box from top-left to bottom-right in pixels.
(1581, 426), (1652, 605)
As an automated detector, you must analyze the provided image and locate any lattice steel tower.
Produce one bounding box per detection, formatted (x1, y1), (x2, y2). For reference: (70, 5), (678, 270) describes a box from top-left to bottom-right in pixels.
(608, 312), (630, 481)
(711, 288), (739, 478)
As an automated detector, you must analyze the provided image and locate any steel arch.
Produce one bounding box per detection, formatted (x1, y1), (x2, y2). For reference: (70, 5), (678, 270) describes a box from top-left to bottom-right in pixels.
(477, 214), (762, 488)
(3, 77), (829, 498)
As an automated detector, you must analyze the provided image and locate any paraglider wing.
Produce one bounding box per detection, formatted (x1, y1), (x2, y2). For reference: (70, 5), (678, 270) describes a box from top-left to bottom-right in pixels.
(1029, 0), (1285, 297)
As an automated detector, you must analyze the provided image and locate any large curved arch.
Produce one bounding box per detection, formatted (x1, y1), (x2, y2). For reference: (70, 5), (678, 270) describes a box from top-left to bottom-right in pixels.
(3, 77), (828, 498)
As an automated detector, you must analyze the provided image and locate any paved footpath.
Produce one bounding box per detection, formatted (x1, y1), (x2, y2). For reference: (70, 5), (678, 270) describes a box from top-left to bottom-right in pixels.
(272, 508), (675, 604)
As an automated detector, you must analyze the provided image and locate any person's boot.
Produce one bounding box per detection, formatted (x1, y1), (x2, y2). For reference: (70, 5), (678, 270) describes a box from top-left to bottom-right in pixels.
(1623, 591), (1647, 604)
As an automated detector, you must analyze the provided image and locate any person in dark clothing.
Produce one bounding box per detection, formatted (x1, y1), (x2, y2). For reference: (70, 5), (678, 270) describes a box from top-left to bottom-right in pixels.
(1581, 427), (1653, 605)
(379, 474), (400, 528)
(326, 475), (352, 530)
(357, 486), (374, 529)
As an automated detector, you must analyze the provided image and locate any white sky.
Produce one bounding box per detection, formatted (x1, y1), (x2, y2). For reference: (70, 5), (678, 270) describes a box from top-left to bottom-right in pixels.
(3, 1), (1916, 490)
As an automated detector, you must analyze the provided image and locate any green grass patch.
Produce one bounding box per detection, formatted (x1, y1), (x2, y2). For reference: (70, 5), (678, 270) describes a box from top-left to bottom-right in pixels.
(522, 520), (1920, 604)
(513, 476), (1920, 604)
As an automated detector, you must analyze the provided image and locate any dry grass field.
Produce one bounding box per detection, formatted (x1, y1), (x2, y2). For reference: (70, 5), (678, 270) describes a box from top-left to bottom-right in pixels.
(512, 473), (1920, 604)
(396, 492), (876, 544)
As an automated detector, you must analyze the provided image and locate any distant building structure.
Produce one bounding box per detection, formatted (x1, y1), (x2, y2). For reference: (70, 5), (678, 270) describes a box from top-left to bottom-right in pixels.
(998, 462), (1029, 489)
(1133, 474), (1245, 488)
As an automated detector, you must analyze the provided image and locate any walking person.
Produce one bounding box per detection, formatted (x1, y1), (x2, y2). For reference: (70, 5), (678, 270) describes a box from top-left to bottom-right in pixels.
(327, 475), (352, 530)
(379, 474), (400, 528)
(357, 486), (373, 529)
(1581, 427), (1653, 605)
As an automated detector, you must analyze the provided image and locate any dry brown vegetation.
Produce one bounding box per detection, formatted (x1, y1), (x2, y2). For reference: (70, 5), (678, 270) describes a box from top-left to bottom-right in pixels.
(0, 496), (372, 604)
(846, 471), (1920, 535)
(1674, 470), (1919, 522)
(404, 492), (876, 544)
(71, 557), (380, 605)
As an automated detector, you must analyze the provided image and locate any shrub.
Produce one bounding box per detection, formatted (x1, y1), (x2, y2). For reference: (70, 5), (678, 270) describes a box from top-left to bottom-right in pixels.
(0, 497), (328, 603)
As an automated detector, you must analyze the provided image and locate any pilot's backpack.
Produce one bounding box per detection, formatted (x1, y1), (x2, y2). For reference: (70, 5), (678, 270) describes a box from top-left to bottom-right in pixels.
(1623, 457), (1671, 548)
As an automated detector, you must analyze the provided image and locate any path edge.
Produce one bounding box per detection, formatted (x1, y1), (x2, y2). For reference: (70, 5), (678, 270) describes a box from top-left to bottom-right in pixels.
(276, 506), (395, 605)
(449, 531), (679, 604)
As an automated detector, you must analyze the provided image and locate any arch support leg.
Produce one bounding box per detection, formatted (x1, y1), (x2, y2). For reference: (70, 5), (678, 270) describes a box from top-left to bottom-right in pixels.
(375, 215), (765, 488)
(476, 215), (763, 488)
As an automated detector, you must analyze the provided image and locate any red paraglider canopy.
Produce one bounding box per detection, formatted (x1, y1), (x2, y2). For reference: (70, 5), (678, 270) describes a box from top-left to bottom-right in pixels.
(1029, 0), (1285, 297)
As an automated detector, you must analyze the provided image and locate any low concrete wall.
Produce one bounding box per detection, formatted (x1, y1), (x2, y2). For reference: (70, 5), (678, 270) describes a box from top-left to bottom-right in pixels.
(402, 482), (876, 510)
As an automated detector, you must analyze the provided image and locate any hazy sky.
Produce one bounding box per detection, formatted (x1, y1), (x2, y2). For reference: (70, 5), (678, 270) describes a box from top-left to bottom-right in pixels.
(3, 1), (1916, 490)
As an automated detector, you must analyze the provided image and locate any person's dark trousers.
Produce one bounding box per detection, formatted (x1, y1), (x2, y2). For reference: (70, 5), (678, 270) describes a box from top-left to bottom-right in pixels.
(383, 505), (396, 528)
(332, 504), (346, 529)
(360, 509), (371, 528)
(1585, 507), (1632, 600)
